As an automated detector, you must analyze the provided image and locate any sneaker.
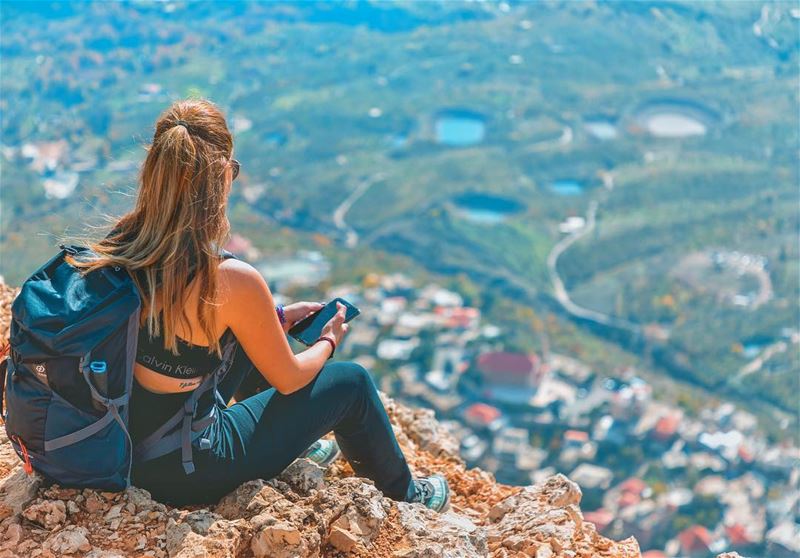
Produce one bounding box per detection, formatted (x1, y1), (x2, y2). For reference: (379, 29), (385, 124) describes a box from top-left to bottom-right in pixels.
(409, 474), (450, 512)
(300, 439), (341, 468)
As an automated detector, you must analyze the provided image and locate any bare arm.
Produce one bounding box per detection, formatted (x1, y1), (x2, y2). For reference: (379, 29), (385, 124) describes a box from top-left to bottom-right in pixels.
(219, 259), (332, 395)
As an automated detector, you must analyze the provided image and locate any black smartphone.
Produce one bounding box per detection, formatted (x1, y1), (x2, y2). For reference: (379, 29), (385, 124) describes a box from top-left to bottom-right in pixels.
(288, 297), (360, 346)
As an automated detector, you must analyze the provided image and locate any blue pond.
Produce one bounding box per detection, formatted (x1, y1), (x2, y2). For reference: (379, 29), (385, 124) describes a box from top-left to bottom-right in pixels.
(387, 133), (408, 148)
(265, 131), (287, 147)
(741, 337), (772, 359)
(435, 112), (486, 147)
(584, 120), (618, 140)
(452, 192), (524, 224)
(742, 344), (763, 359)
(549, 180), (584, 196)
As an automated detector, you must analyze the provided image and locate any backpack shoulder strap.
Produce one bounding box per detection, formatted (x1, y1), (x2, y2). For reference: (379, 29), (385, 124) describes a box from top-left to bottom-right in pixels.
(219, 247), (238, 261)
(132, 327), (238, 473)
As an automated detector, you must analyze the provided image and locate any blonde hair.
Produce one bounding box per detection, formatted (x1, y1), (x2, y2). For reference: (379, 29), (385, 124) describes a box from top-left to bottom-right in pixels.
(63, 97), (235, 359)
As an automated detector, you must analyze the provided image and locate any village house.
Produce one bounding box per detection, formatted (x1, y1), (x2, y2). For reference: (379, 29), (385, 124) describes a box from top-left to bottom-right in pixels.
(472, 351), (545, 406)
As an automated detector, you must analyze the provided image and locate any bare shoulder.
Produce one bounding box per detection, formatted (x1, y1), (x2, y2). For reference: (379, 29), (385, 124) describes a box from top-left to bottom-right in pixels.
(216, 258), (274, 311)
(218, 256), (260, 278)
(215, 258), (283, 360)
(217, 258), (264, 295)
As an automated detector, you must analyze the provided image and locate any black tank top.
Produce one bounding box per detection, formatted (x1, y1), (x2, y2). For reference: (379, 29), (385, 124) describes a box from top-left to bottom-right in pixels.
(135, 312), (230, 379)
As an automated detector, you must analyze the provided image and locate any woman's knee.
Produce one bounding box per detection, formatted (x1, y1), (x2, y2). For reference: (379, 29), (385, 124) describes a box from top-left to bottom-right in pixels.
(326, 361), (376, 394)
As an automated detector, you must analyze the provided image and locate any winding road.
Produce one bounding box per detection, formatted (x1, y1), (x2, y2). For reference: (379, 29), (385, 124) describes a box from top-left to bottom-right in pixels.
(546, 199), (641, 334)
(332, 172), (387, 248)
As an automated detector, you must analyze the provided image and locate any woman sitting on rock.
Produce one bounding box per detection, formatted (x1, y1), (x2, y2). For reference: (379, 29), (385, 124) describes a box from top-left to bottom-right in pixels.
(64, 98), (450, 511)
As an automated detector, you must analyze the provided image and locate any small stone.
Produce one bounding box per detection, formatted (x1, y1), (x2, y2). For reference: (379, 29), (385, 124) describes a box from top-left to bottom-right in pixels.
(105, 504), (123, 521)
(22, 499), (67, 529)
(0, 470), (43, 516)
(84, 493), (105, 514)
(42, 525), (91, 555)
(276, 459), (324, 494)
(251, 523), (303, 558)
(1, 523), (23, 548)
(329, 526), (359, 552)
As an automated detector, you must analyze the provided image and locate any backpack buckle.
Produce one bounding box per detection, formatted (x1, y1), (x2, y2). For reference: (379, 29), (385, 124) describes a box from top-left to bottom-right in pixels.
(181, 459), (195, 475)
(58, 243), (80, 256)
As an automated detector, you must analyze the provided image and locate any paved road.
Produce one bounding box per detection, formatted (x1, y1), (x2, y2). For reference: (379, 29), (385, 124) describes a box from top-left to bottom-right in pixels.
(332, 172), (387, 248)
(546, 199), (641, 333)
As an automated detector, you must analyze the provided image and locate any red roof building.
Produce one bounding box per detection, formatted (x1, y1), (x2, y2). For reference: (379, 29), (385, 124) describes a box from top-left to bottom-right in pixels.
(678, 525), (712, 555)
(618, 491), (641, 508)
(619, 477), (647, 496)
(653, 413), (681, 441)
(726, 523), (755, 546)
(738, 446), (754, 463)
(476, 351), (543, 388)
(463, 403), (502, 428)
(564, 430), (590, 445)
(434, 305), (480, 329)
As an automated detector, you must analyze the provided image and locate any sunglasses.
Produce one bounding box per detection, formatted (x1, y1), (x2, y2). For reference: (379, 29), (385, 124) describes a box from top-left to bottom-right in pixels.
(230, 158), (240, 181)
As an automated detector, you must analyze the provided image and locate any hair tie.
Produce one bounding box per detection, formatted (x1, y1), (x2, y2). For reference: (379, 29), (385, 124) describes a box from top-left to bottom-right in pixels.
(175, 119), (189, 129)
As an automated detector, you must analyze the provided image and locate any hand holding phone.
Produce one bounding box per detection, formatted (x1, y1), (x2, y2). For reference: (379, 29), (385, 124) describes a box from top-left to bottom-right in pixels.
(321, 302), (350, 346)
(288, 297), (360, 346)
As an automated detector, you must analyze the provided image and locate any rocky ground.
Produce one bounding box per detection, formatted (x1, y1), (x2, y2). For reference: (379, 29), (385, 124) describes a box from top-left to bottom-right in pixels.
(0, 281), (735, 557)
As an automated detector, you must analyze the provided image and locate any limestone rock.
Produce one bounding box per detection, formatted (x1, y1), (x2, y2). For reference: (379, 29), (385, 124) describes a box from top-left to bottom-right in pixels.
(214, 479), (271, 520)
(381, 393), (463, 461)
(42, 525), (92, 555)
(485, 474), (640, 558)
(250, 521), (308, 558)
(0, 467), (43, 520)
(318, 477), (387, 540)
(276, 458), (325, 494)
(329, 525), (359, 552)
(22, 498), (67, 529)
(396, 501), (487, 556)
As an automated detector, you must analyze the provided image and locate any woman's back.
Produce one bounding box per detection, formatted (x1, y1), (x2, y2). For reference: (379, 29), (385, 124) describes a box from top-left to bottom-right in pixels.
(133, 257), (234, 394)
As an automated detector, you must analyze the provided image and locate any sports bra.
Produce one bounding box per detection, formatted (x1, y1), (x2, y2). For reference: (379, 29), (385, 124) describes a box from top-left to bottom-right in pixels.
(135, 312), (231, 380)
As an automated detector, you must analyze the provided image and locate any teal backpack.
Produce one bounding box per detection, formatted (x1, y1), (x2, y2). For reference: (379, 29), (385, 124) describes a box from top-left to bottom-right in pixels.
(2, 243), (238, 491)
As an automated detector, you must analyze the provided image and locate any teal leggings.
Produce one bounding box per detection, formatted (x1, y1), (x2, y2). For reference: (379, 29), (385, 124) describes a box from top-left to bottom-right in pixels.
(130, 344), (415, 506)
